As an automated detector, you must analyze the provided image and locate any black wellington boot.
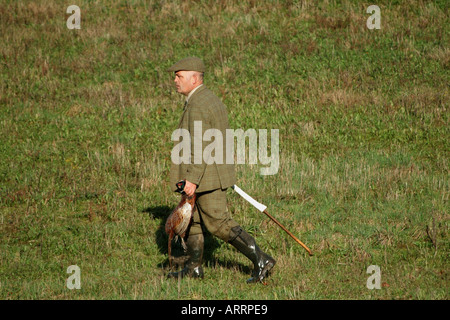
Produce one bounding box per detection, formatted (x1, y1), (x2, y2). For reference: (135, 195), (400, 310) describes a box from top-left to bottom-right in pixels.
(228, 226), (276, 283)
(167, 233), (204, 279)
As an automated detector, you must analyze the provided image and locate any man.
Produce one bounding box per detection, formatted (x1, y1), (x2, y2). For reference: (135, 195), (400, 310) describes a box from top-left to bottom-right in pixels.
(167, 57), (275, 283)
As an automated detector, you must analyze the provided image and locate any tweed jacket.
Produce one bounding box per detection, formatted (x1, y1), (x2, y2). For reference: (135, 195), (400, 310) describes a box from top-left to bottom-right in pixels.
(169, 85), (236, 193)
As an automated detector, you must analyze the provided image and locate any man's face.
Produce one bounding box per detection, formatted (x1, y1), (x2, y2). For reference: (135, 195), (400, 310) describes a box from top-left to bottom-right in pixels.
(174, 71), (195, 96)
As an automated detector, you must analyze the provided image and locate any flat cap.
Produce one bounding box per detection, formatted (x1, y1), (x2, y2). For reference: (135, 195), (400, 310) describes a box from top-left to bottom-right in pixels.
(167, 57), (206, 73)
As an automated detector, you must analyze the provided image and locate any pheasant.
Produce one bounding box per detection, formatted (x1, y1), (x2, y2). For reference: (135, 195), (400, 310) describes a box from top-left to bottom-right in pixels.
(165, 181), (197, 268)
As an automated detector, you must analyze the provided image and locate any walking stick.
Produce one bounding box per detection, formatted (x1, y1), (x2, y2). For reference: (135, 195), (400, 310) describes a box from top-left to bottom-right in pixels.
(232, 185), (313, 256)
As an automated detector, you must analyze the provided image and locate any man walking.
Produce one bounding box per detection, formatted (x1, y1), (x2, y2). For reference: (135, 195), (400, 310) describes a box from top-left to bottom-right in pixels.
(167, 57), (275, 283)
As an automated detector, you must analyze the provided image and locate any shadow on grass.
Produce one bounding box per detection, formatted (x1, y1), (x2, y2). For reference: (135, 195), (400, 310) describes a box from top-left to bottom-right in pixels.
(142, 205), (251, 275)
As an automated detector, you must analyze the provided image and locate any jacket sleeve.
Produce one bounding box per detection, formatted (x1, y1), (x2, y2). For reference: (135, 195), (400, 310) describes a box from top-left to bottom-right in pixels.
(184, 102), (213, 185)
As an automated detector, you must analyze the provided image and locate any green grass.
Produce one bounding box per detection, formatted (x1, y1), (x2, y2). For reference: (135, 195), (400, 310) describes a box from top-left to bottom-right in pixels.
(0, 0), (448, 299)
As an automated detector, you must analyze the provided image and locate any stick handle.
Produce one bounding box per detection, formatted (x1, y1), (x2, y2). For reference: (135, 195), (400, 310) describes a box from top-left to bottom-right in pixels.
(232, 185), (312, 256)
(232, 185), (267, 212)
(263, 210), (313, 256)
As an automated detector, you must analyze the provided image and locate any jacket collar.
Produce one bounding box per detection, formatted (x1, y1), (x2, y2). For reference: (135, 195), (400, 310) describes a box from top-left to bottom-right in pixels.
(185, 84), (205, 105)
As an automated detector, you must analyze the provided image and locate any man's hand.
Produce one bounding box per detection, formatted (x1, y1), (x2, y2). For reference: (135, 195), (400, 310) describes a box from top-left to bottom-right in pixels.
(184, 180), (197, 197)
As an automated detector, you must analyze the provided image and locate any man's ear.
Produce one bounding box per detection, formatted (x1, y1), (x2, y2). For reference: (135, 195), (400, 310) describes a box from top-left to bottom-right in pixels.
(191, 73), (198, 84)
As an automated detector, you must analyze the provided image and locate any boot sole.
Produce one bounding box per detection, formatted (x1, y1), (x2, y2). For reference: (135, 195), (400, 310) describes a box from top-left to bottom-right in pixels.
(167, 267), (204, 279)
(247, 259), (276, 283)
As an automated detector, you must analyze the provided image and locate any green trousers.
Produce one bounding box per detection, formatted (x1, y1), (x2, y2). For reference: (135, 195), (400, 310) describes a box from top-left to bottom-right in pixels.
(188, 188), (239, 242)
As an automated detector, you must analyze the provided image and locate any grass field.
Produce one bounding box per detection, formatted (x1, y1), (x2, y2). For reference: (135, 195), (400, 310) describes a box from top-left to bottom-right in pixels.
(0, 0), (448, 300)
